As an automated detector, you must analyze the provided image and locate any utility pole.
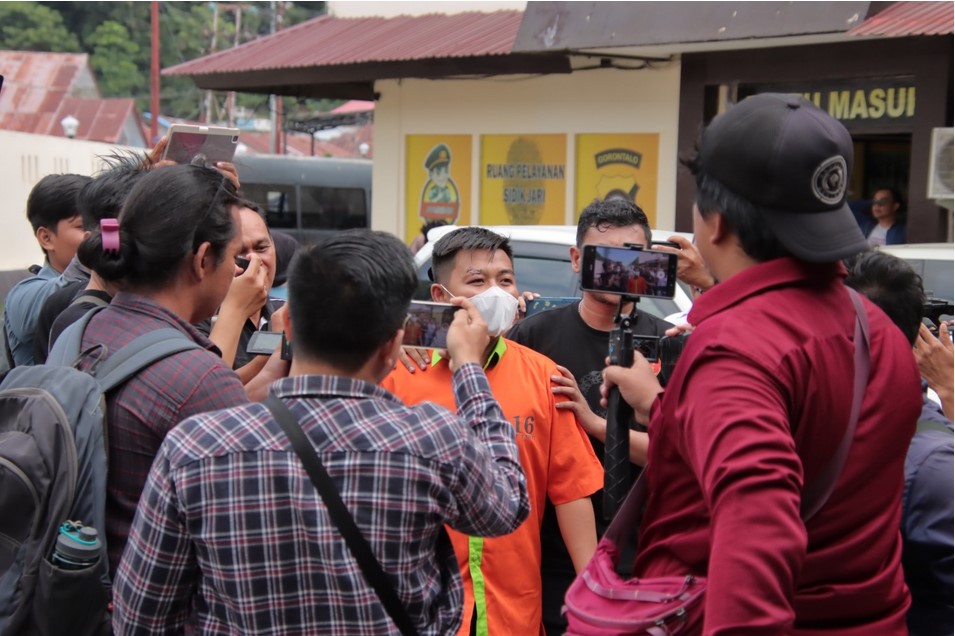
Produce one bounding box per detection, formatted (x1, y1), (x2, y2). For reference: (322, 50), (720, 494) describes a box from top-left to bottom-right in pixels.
(226, 4), (242, 127)
(204, 2), (219, 123)
(269, 1), (284, 154)
(150, 1), (160, 143)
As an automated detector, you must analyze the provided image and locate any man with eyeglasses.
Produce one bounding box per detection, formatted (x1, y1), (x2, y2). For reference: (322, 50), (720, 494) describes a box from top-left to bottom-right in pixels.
(857, 187), (907, 246)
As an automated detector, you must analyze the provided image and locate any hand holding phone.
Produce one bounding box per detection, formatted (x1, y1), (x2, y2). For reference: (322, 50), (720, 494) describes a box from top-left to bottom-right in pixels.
(246, 331), (284, 356)
(402, 301), (458, 350)
(246, 331), (292, 360)
(162, 124), (240, 166)
(580, 244), (678, 298)
(444, 297), (491, 372)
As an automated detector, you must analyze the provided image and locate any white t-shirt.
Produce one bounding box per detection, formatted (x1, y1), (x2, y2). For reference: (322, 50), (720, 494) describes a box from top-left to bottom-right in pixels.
(867, 224), (889, 247)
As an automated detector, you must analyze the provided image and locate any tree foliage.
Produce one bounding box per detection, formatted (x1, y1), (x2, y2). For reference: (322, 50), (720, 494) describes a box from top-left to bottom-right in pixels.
(88, 21), (140, 97)
(0, 2), (81, 52)
(7, 1), (329, 120)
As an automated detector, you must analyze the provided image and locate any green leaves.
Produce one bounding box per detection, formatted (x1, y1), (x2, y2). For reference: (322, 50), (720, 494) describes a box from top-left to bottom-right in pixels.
(0, 2), (80, 52)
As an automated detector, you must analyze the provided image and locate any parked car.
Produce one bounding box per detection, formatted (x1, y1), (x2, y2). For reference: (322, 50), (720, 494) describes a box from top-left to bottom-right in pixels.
(234, 154), (372, 246)
(412, 224), (694, 323)
(877, 243), (954, 306)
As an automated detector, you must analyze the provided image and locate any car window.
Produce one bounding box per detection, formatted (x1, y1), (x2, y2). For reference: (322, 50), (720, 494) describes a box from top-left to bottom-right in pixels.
(632, 296), (681, 322)
(907, 258), (954, 302)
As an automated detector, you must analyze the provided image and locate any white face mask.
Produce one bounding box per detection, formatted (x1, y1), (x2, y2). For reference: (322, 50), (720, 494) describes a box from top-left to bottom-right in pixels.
(440, 284), (520, 337)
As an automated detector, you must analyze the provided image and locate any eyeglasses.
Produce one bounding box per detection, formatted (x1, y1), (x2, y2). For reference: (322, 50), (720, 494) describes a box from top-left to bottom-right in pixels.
(872, 198), (893, 206)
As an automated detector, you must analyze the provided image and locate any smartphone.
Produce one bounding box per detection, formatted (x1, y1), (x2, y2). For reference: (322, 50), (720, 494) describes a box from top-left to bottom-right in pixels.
(523, 296), (578, 317)
(402, 301), (458, 350)
(162, 124), (240, 166)
(922, 316), (955, 342)
(580, 244), (678, 298)
(235, 255), (250, 273)
(633, 335), (660, 362)
(246, 330), (284, 356)
(651, 240), (681, 249)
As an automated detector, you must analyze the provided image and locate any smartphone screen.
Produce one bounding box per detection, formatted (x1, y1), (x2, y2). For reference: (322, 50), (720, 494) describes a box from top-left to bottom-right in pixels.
(403, 301), (457, 349)
(246, 331), (284, 356)
(580, 245), (678, 298)
(163, 126), (239, 165)
(633, 335), (660, 362)
(524, 297), (578, 317)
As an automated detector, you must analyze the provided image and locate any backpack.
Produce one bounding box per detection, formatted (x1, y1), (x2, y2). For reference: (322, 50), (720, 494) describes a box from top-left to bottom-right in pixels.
(0, 308), (202, 636)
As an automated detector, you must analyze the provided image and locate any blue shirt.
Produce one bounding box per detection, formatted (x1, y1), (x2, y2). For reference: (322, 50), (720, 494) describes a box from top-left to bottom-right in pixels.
(851, 202), (907, 245)
(3, 262), (60, 366)
(902, 397), (954, 636)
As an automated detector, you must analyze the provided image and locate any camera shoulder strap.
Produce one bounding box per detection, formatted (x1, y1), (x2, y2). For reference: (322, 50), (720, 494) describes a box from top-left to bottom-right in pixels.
(264, 395), (419, 636)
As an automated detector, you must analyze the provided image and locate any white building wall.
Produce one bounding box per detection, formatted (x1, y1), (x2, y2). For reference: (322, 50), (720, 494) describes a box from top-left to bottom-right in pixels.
(370, 62), (683, 238)
(0, 130), (135, 272)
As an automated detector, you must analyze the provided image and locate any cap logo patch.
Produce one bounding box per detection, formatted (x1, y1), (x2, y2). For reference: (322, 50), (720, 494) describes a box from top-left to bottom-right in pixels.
(812, 156), (847, 205)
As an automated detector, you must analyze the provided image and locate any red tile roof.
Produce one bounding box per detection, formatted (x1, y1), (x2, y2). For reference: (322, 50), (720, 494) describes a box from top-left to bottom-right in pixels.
(849, 1), (954, 36)
(165, 11), (524, 77)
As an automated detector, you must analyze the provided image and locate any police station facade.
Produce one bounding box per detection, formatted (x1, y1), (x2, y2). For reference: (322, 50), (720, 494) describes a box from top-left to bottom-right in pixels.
(675, 35), (952, 242)
(167, 1), (953, 243)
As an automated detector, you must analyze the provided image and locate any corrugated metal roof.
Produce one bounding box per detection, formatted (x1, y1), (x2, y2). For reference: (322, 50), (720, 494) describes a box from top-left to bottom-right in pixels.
(331, 100), (375, 114)
(165, 11), (524, 77)
(0, 50), (88, 120)
(849, 1), (953, 36)
(0, 50), (145, 145)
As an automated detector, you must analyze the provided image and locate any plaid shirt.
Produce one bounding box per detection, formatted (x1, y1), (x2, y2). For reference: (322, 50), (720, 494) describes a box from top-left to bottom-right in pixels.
(76, 292), (248, 574)
(112, 365), (529, 635)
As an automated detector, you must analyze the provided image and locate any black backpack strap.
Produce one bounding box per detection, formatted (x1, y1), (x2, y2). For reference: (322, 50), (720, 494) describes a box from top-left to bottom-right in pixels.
(69, 293), (110, 310)
(46, 306), (107, 367)
(264, 395), (419, 636)
(94, 329), (203, 392)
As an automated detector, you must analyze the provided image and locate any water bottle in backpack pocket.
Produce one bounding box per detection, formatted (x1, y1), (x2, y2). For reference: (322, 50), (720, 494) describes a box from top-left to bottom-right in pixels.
(32, 522), (111, 636)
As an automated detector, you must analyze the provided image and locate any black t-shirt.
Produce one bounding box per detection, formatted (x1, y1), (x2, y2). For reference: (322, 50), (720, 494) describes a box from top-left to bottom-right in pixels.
(507, 299), (671, 633)
(34, 280), (90, 364)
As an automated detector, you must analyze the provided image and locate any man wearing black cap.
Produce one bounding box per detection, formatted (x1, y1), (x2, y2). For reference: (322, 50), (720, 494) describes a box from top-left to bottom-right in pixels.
(602, 94), (920, 633)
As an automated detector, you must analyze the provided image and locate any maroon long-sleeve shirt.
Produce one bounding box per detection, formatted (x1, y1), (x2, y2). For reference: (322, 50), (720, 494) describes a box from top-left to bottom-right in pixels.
(636, 258), (920, 635)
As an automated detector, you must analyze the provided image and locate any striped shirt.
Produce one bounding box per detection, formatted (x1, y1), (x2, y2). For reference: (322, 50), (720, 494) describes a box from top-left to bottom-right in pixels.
(76, 292), (249, 574)
(112, 365), (529, 635)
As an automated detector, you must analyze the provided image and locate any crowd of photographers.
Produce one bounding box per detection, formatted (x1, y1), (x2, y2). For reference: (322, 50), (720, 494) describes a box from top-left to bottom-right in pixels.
(1, 93), (952, 636)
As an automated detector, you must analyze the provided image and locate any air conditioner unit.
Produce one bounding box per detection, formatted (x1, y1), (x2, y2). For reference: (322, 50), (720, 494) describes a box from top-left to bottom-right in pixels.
(927, 127), (954, 200)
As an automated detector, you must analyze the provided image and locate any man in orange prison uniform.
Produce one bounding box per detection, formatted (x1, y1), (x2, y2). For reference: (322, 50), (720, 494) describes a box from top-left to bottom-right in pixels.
(384, 227), (602, 636)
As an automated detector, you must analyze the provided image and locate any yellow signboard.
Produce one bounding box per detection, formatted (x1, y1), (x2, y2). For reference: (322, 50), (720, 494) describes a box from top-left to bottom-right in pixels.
(405, 134), (472, 242)
(575, 134), (660, 227)
(480, 134), (567, 225)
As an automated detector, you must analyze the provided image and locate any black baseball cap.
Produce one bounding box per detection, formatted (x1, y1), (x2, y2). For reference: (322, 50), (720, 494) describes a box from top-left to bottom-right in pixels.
(699, 93), (869, 263)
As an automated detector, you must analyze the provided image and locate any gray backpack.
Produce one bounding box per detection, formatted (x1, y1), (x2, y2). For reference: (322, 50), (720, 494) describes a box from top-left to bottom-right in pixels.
(0, 308), (202, 636)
